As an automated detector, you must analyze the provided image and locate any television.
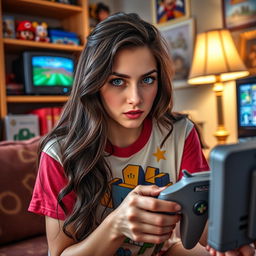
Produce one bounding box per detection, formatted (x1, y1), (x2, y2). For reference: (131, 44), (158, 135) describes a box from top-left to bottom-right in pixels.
(208, 140), (256, 252)
(236, 76), (256, 139)
(21, 51), (76, 95)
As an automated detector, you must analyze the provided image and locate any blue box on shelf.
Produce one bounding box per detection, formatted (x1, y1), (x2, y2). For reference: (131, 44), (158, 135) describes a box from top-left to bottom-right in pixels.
(48, 29), (80, 45)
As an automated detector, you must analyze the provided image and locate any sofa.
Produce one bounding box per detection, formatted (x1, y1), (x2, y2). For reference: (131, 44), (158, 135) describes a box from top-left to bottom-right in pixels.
(0, 137), (48, 256)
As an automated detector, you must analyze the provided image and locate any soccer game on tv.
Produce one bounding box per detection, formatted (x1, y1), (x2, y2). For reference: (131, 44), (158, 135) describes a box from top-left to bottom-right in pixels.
(32, 56), (74, 87)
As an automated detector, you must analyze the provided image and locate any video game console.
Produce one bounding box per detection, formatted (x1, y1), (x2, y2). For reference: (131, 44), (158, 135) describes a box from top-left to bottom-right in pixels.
(158, 170), (210, 249)
(208, 141), (256, 252)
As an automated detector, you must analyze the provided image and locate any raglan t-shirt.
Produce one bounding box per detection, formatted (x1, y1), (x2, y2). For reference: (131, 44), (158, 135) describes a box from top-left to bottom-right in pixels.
(28, 117), (209, 256)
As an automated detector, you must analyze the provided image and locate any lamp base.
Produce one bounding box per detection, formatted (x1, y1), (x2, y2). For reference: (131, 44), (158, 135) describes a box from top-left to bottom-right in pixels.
(214, 126), (229, 144)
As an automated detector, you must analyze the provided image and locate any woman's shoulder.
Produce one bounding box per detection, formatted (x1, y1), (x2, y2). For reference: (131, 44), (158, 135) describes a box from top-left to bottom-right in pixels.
(174, 117), (194, 136)
(42, 137), (64, 165)
(155, 116), (194, 134)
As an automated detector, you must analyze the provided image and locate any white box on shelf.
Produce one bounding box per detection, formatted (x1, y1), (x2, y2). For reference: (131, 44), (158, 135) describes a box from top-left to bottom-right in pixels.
(4, 114), (39, 141)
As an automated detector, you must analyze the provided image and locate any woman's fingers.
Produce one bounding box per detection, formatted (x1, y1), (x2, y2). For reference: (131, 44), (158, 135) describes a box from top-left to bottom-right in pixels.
(135, 209), (180, 227)
(237, 244), (255, 256)
(128, 221), (176, 236)
(133, 184), (166, 197)
(128, 230), (173, 244)
(130, 185), (182, 214)
(224, 251), (239, 256)
(206, 244), (255, 256)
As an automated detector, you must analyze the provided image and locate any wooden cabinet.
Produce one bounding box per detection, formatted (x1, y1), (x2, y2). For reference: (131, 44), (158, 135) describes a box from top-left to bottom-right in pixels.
(0, 0), (89, 120)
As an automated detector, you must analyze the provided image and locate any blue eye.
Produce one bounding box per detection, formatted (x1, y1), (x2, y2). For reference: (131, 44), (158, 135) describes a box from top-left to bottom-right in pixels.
(110, 78), (124, 86)
(143, 77), (155, 84)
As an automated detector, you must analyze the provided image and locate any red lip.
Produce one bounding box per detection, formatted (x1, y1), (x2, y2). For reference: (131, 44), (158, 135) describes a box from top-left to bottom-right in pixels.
(124, 110), (144, 119)
(124, 110), (143, 114)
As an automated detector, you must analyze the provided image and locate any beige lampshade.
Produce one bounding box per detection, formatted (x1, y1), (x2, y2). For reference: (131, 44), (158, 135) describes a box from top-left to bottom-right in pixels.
(188, 29), (249, 85)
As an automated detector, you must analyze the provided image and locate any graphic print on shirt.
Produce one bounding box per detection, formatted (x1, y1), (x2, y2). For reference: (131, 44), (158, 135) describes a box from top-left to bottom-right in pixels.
(101, 153), (173, 256)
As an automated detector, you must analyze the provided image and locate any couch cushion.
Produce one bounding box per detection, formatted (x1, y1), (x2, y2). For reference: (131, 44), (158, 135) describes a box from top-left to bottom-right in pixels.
(0, 235), (47, 256)
(0, 137), (45, 245)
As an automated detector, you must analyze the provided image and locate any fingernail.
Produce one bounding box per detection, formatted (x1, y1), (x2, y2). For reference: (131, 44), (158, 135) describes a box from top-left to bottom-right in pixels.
(175, 204), (182, 211)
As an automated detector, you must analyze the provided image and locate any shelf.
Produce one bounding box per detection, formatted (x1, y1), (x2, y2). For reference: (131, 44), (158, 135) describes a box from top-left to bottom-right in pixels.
(4, 38), (84, 53)
(7, 95), (69, 103)
(2, 0), (83, 19)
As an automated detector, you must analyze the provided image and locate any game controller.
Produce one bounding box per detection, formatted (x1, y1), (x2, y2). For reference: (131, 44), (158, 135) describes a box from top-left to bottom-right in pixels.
(158, 170), (210, 249)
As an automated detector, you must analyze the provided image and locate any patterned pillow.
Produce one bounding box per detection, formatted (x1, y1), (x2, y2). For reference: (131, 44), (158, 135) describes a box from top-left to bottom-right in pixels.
(0, 137), (45, 245)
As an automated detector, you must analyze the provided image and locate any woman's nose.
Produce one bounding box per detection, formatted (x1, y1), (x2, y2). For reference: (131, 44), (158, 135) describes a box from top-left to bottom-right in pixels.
(126, 84), (142, 106)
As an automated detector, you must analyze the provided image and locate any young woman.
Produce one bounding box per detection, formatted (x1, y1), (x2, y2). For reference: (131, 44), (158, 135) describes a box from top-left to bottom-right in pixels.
(28, 12), (255, 256)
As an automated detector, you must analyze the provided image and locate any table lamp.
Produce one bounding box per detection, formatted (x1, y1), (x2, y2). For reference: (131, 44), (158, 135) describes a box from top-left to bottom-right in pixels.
(188, 29), (249, 144)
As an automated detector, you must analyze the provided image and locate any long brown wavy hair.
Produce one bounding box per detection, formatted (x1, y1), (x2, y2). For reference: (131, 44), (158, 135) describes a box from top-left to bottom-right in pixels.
(39, 12), (186, 242)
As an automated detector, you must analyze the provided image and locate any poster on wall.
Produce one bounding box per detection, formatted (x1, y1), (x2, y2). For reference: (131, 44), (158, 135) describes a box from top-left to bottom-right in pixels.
(222, 0), (256, 30)
(152, 0), (190, 27)
(240, 30), (256, 74)
(159, 18), (195, 88)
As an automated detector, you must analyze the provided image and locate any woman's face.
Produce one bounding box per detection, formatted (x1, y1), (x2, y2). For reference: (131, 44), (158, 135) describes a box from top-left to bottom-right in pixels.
(100, 46), (158, 132)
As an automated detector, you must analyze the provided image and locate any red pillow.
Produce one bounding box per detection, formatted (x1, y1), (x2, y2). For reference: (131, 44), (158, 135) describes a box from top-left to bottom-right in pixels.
(0, 137), (45, 245)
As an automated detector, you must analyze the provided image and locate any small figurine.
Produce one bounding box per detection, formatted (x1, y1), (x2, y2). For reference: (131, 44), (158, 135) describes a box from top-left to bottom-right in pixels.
(95, 2), (110, 23)
(33, 22), (50, 42)
(16, 20), (35, 40)
(89, 2), (110, 29)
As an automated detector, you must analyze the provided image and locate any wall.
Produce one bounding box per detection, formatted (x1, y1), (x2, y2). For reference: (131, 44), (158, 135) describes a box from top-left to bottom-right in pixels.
(92, 0), (249, 156)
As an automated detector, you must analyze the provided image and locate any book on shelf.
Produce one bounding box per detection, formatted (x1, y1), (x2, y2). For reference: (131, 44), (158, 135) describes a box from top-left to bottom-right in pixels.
(29, 107), (62, 136)
(52, 107), (62, 127)
(4, 114), (39, 141)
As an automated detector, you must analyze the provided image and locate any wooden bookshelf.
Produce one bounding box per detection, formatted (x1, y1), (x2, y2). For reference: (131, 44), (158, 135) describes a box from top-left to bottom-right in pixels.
(0, 0), (89, 121)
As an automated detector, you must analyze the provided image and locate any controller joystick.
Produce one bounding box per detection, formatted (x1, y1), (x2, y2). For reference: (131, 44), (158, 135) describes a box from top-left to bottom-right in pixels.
(158, 170), (210, 249)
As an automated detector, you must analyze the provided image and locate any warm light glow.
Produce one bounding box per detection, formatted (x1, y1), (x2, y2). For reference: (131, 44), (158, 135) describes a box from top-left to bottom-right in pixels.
(188, 75), (216, 84)
(213, 82), (224, 92)
(188, 29), (248, 85)
(214, 129), (229, 137)
(188, 33), (207, 79)
(220, 71), (249, 81)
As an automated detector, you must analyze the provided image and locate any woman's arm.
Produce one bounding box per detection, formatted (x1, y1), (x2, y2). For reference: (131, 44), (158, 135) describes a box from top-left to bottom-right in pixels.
(46, 214), (125, 256)
(46, 185), (182, 256)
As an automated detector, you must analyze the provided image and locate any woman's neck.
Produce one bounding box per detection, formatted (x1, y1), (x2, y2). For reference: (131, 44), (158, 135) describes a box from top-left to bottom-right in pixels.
(107, 121), (143, 148)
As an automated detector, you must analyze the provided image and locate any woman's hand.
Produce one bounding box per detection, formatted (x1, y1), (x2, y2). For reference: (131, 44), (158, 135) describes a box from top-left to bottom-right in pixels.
(108, 184), (181, 244)
(206, 244), (255, 256)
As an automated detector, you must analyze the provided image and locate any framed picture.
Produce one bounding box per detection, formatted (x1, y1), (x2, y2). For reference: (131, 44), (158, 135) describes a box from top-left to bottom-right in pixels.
(222, 0), (256, 30)
(2, 15), (15, 39)
(159, 18), (195, 88)
(240, 30), (256, 74)
(152, 0), (190, 27)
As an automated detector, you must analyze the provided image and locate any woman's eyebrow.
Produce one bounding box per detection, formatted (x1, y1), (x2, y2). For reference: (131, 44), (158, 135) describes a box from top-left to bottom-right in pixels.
(142, 69), (158, 77)
(110, 69), (158, 78)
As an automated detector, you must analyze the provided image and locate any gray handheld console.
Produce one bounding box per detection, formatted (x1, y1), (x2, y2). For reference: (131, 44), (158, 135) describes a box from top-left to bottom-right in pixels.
(208, 141), (256, 252)
(158, 170), (210, 249)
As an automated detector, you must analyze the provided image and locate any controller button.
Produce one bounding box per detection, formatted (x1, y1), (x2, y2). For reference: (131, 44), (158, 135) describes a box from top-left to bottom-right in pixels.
(193, 200), (208, 215)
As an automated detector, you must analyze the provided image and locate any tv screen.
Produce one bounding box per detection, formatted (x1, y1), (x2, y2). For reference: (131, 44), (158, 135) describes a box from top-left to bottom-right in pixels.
(236, 76), (256, 139)
(23, 51), (76, 95)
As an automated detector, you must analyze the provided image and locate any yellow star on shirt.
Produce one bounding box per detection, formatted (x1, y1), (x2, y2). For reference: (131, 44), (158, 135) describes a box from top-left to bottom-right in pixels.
(153, 147), (166, 162)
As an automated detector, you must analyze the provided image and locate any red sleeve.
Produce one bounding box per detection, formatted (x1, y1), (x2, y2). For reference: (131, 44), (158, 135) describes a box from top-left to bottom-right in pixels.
(178, 127), (209, 180)
(28, 152), (76, 220)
